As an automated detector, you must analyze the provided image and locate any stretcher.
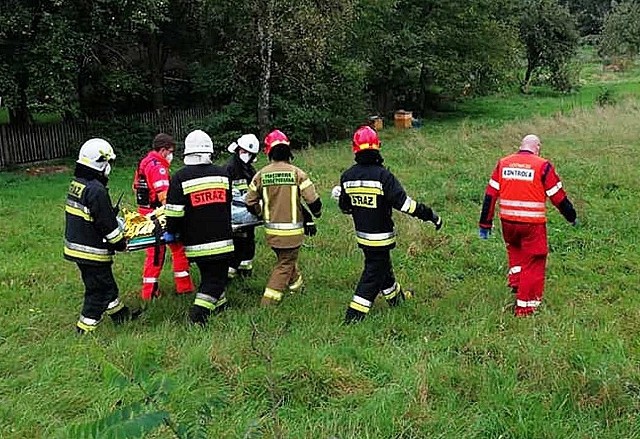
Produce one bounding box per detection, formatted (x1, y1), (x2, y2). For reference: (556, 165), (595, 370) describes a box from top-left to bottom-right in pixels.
(121, 207), (262, 251)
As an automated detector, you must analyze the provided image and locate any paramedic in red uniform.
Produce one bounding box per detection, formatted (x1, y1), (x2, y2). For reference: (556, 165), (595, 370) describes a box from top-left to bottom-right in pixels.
(478, 134), (578, 316)
(133, 133), (194, 300)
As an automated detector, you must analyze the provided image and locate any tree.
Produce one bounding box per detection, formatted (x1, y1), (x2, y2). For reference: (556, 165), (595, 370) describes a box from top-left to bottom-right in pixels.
(561, 0), (613, 36)
(350, 0), (521, 115)
(599, 0), (640, 60)
(519, 0), (579, 93)
(255, 0), (275, 139)
(0, 0), (82, 124)
(196, 0), (362, 141)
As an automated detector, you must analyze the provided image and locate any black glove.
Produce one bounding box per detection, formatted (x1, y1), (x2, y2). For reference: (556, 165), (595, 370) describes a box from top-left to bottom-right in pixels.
(304, 221), (317, 237)
(414, 203), (433, 222)
(109, 238), (127, 252)
(415, 203), (442, 230)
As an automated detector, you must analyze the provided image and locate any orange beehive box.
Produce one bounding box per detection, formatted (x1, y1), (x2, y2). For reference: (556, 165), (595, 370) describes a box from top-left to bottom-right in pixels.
(394, 110), (412, 129)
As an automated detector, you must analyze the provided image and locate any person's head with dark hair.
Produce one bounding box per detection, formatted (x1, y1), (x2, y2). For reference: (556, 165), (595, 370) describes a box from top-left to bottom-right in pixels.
(152, 133), (176, 163)
(269, 144), (293, 162)
(264, 129), (293, 162)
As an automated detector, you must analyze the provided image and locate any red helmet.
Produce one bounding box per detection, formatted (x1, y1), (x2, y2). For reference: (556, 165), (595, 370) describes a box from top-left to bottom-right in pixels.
(352, 126), (380, 154)
(264, 129), (290, 155)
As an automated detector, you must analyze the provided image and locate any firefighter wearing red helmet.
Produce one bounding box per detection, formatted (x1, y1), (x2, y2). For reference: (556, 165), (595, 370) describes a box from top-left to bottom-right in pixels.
(338, 126), (443, 324)
(245, 129), (322, 306)
(478, 134), (578, 317)
(133, 133), (194, 301)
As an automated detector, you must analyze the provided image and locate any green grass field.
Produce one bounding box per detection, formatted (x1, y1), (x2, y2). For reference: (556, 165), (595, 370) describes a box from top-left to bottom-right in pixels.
(2, 60), (640, 438)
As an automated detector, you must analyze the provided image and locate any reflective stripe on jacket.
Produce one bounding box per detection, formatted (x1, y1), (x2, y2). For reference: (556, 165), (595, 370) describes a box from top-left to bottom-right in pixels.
(497, 153), (547, 223)
(339, 163), (416, 250)
(64, 176), (124, 265)
(245, 161), (319, 249)
(165, 164), (234, 260)
(135, 151), (171, 210)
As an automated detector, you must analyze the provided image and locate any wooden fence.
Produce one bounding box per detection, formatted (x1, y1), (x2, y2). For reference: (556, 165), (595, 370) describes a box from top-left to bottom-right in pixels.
(0, 107), (215, 169)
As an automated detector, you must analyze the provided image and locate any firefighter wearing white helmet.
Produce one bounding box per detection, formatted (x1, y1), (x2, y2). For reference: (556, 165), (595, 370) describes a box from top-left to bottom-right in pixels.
(64, 138), (138, 333)
(224, 134), (260, 278)
(164, 130), (235, 324)
(77, 138), (116, 174)
(182, 129), (214, 165)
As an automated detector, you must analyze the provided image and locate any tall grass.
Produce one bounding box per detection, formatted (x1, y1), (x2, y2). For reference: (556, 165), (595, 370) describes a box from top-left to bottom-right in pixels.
(2, 53), (640, 437)
(1, 93), (640, 438)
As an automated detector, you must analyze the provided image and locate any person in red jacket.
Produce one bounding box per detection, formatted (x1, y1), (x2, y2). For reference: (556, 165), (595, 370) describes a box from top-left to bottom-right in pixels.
(134, 133), (195, 300)
(479, 134), (578, 316)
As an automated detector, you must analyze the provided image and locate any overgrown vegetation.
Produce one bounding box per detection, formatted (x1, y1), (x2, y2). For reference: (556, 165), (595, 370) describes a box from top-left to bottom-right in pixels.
(1, 72), (639, 438)
(1, 0), (625, 145)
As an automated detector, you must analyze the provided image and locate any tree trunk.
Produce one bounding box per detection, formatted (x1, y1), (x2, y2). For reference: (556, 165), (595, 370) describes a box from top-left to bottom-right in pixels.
(521, 57), (537, 94)
(148, 31), (165, 112)
(9, 65), (32, 125)
(257, 0), (274, 139)
(418, 64), (431, 114)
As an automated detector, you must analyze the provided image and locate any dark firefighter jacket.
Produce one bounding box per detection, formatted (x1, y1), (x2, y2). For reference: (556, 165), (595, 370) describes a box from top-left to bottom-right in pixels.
(224, 154), (257, 201)
(339, 151), (435, 250)
(164, 164), (234, 260)
(64, 164), (125, 265)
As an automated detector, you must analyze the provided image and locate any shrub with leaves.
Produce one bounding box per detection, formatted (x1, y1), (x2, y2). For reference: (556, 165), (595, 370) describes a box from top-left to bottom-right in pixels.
(58, 359), (224, 439)
(519, 0), (580, 93)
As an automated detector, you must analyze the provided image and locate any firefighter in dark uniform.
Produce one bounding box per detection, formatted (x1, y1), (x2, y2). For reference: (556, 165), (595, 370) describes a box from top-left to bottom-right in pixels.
(164, 130), (235, 325)
(64, 138), (136, 333)
(224, 133), (260, 278)
(338, 126), (443, 323)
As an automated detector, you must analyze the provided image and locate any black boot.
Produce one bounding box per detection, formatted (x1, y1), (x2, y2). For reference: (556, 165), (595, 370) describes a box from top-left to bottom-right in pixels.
(110, 306), (143, 325)
(344, 308), (366, 324)
(214, 302), (229, 314)
(189, 305), (212, 325)
(387, 287), (413, 307)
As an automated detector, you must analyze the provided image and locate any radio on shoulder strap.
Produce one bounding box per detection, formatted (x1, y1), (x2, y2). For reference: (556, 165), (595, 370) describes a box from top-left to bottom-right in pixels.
(135, 170), (151, 207)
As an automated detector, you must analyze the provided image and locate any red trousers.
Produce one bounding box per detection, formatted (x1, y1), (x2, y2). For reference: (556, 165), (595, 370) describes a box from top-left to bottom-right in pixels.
(141, 243), (194, 300)
(501, 220), (548, 316)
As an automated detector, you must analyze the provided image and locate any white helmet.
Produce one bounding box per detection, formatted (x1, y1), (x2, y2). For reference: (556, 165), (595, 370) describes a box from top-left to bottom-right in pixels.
(228, 133), (260, 154)
(184, 130), (213, 156)
(77, 138), (115, 172)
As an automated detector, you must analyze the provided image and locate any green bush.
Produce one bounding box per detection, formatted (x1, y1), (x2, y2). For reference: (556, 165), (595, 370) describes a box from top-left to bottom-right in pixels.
(595, 86), (617, 106)
(88, 118), (156, 160)
(186, 102), (255, 159)
(549, 61), (581, 93)
(271, 59), (369, 147)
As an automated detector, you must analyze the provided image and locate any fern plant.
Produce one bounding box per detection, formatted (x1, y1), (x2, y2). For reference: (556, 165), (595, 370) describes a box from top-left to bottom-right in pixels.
(57, 358), (222, 439)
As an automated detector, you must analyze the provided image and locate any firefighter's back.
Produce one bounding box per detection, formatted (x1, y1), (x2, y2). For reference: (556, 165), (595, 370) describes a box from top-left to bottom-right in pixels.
(171, 164), (233, 259)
